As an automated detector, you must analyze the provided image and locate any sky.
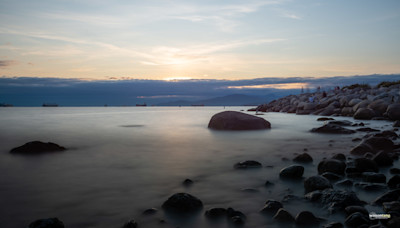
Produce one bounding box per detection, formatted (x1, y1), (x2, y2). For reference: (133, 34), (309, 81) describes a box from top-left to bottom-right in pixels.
(0, 0), (400, 80)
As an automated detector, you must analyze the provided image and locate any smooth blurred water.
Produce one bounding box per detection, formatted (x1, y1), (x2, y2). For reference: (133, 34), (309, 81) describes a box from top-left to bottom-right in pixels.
(0, 107), (397, 228)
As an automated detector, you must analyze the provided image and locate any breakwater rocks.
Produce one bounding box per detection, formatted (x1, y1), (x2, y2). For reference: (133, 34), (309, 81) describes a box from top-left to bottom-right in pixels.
(252, 83), (400, 121)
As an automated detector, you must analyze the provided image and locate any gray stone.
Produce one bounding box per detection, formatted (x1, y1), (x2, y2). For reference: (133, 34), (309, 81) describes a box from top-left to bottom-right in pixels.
(304, 175), (332, 193)
(273, 208), (295, 223)
(387, 104), (400, 120)
(295, 211), (320, 226)
(354, 108), (376, 120)
(279, 165), (304, 179)
(318, 159), (346, 175)
(162, 193), (203, 213)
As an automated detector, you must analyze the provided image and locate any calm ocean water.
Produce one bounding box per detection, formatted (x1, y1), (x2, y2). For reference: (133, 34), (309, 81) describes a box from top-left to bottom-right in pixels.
(0, 107), (396, 228)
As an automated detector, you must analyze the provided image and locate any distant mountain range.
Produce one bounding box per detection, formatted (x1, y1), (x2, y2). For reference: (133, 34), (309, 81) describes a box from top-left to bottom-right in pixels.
(157, 94), (276, 106)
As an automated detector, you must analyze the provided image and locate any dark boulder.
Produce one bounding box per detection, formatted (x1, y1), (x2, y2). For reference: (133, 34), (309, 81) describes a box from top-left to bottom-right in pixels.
(142, 208), (158, 215)
(390, 168), (400, 174)
(122, 220), (138, 228)
(387, 104), (400, 120)
(28, 218), (64, 228)
(328, 120), (353, 126)
(372, 189), (400, 206)
(10, 141), (66, 154)
(373, 151), (393, 166)
(383, 201), (400, 213)
(311, 124), (355, 134)
(388, 175), (400, 189)
(293, 153), (313, 163)
(234, 160), (262, 169)
(208, 111), (271, 130)
(204, 208), (227, 219)
(354, 108), (376, 120)
(364, 136), (394, 152)
(227, 208), (246, 225)
(304, 175), (332, 193)
(354, 158), (379, 172)
(317, 117), (335, 121)
(322, 172), (342, 181)
(331, 153), (346, 161)
(162, 193), (203, 213)
(318, 159), (346, 175)
(394, 120), (400, 127)
(260, 200), (283, 214)
(344, 212), (370, 227)
(336, 179), (353, 187)
(295, 211), (320, 226)
(350, 143), (374, 156)
(182, 179), (194, 187)
(273, 208), (295, 223)
(279, 165), (304, 179)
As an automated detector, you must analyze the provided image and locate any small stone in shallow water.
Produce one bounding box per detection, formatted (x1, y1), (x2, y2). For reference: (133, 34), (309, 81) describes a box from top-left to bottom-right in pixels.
(122, 220), (138, 228)
(295, 211), (320, 226)
(11, 141), (66, 154)
(264, 180), (274, 187)
(142, 208), (158, 215)
(204, 208), (227, 219)
(345, 212), (370, 227)
(293, 153), (313, 163)
(273, 208), (295, 223)
(162, 193), (203, 213)
(182, 179), (194, 187)
(390, 168), (400, 174)
(318, 159), (346, 175)
(233, 160), (262, 169)
(260, 200), (283, 214)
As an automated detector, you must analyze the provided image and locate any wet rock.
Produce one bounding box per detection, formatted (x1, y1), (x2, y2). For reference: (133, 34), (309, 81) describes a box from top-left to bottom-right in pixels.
(329, 120), (353, 126)
(331, 153), (346, 161)
(122, 220), (138, 228)
(352, 138), (362, 142)
(364, 136), (394, 151)
(354, 158), (379, 172)
(234, 160), (262, 169)
(323, 222), (343, 228)
(390, 168), (400, 174)
(373, 151), (394, 166)
(182, 179), (194, 187)
(279, 165), (304, 179)
(387, 217), (400, 228)
(293, 153), (313, 163)
(311, 124), (356, 134)
(304, 175), (332, 193)
(388, 175), (400, 189)
(322, 172), (342, 181)
(240, 188), (259, 193)
(227, 208), (246, 224)
(142, 208), (158, 215)
(355, 182), (387, 191)
(273, 208), (295, 223)
(354, 108), (376, 120)
(304, 189), (364, 213)
(387, 104), (400, 120)
(204, 208), (227, 219)
(318, 159), (346, 175)
(374, 130), (398, 139)
(357, 127), (380, 132)
(295, 211), (320, 226)
(10, 141), (66, 154)
(317, 117), (335, 121)
(336, 179), (353, 187)
(362, 172), (386, 183)
(394, 120), (400, 127)
(230, 216), (245, 225)
(350, 143), (374, 156)
(208, 111), (271, 130)
(162, 193), (203, 213)
(372, 189), (400, 206)
(345, 212), (370, 227)
(260, 200), (283, 214)
(345, 206), (369, 216)
(28, 218), (64, 228)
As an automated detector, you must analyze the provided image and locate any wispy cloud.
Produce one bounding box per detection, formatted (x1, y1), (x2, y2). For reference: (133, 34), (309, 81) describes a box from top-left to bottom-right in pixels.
(0, 60), (17, 68)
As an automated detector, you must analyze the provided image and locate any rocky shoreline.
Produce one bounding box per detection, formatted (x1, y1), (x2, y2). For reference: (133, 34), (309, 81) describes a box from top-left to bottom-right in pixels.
(251, 82), (400, 122)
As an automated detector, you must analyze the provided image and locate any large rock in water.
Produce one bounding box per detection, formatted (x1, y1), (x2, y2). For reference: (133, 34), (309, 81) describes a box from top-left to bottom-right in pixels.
(387, 104), (400, 120)
(311, 124), (356, 134)
(10, 141), (66, 154)
(208, 111), (271, 130)
(162, 193), (203, 213)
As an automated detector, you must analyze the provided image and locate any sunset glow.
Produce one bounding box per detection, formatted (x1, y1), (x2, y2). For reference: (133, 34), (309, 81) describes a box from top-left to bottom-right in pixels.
(227, 83), (309, 90)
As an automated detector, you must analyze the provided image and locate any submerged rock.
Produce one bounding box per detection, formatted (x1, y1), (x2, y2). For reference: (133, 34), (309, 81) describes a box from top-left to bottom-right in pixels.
(311, 124), (356, 134)
(162, 193), (203, 213)
(208, 111), (271, 130)
(279, 165), (304, 179)
(305, 189), (364, 213)
(204, 208), (227, 219)
(234, 160), (262, 169)
(345, 212), (370, 227)
(293, 153), (313, 163)
(28, 218), (64, 228)
(372, 189), (400, 206)
(10, 141), (66, 154)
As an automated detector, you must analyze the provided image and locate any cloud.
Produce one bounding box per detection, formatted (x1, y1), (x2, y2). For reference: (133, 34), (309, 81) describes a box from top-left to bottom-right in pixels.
(0, 60), (17, 68)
